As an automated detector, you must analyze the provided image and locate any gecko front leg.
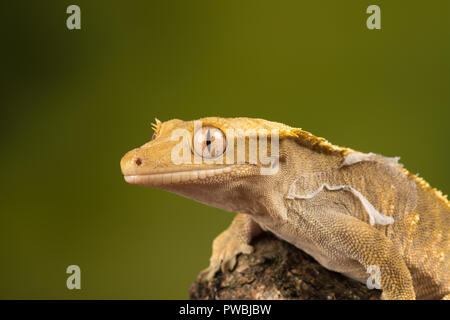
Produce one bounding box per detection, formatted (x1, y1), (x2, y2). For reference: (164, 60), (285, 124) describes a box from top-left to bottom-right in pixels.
(198, 213), (262, 281)
(284, 205), (416, 300)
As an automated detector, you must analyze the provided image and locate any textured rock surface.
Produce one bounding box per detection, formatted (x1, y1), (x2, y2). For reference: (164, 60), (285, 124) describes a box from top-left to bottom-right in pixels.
(189, 233), (381, 300)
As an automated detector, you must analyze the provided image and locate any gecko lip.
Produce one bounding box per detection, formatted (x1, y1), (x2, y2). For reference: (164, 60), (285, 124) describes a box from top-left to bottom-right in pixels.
(124, 166), (233, 186)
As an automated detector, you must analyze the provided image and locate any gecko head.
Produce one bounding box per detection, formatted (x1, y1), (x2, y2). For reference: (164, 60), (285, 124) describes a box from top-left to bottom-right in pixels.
(120, 117), (295, 212)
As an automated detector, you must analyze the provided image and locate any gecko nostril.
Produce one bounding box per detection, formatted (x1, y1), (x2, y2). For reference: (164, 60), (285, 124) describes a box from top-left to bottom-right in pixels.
(135, 158), (142, 166)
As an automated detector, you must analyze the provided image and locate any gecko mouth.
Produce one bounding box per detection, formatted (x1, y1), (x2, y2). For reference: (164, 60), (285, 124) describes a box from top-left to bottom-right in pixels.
(124, 166), (233, 186)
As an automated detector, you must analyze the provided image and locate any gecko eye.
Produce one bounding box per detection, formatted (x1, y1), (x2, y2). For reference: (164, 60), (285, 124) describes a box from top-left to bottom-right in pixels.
(193, 126), (226, 159)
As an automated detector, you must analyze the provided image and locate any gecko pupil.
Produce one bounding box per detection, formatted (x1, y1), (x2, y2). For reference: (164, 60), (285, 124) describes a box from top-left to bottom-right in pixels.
(206, 130), (212, 152)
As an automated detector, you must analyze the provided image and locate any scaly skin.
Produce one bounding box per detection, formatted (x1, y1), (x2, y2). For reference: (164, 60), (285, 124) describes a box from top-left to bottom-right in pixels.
(120, 117), (449, 300)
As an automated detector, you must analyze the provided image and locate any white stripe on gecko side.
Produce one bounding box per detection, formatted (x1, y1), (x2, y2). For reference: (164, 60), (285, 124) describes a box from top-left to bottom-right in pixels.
(286, 183), (395, 226)
(341, 152), (400, 168)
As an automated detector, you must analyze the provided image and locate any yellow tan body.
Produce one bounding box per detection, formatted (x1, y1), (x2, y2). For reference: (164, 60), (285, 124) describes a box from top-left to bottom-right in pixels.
(121, 117), (449, 300)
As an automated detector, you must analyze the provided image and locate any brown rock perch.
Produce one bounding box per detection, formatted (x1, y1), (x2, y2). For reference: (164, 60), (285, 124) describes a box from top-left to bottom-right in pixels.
(189, 234), (381, 300)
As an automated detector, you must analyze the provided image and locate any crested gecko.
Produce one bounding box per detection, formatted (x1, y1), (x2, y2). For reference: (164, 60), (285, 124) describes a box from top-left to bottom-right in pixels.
(120, 117), (449, 300)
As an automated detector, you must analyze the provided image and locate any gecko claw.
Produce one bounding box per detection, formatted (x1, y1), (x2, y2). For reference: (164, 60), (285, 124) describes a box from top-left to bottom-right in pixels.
(197, 229), (254, 282)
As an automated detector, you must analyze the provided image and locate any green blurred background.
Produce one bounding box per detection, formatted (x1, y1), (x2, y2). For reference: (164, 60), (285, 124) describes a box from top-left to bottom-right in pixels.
(1, 1), (448, 299)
